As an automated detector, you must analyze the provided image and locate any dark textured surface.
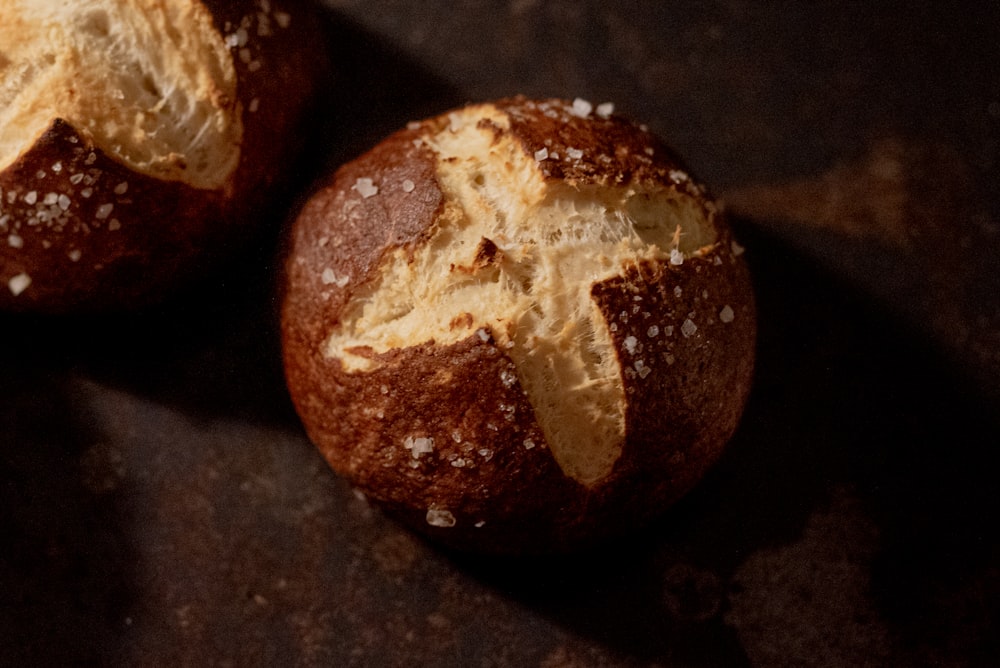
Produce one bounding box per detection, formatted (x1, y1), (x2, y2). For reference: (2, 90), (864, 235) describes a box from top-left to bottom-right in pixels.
(2, 1), (999, 665)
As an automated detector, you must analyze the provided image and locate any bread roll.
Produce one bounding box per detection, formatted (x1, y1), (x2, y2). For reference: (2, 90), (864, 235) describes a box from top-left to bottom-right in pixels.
(282, 97), (756, 553)
(0, 0), (328, 311)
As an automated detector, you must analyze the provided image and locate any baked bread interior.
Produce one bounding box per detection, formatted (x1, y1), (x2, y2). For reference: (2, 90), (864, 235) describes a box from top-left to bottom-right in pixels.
(0, 0), (240, 190)
(0, 0), (327, 311)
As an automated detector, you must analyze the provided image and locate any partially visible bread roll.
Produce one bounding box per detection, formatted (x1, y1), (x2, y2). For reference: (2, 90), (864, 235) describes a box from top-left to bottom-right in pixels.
(282, 97), (756, 553)
(0, 0), (328, 311)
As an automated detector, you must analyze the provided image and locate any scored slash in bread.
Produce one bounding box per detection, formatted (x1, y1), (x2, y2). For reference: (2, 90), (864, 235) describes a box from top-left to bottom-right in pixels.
(0, 0), (328, 311)
(282, 97), (756, 553)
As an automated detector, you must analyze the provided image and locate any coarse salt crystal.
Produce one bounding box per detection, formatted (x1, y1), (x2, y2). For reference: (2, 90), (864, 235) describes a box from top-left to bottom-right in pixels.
(595, 102), (615, 118)
(8, 273), (31, 296)
(8, 234), (23, 249)
(523, 439), (536, 450)
(108, 219), (121, 231)
(57, 194), (71, 211)
(426, 508), (456, 528)
(570, 98), (593, 117)
(719, 305), (735, 323)
(624, 335), (639, 355)
(647, 325), (660, 338)
(567, 147), (584, 160)
(114, 182), (129, 195)
(24, 191), (37, 205)
(404, 436), (434, 458)
(681, 319), (698, 338)
(275, 11), (291, 28)
(96, 203), (114, 219)
(68, 249), (82, 262)
(670, 249), (684, 265)
(402, 179), (415, 193)
(352, 178), (379, 198)
(534, 147), (549, 161)
(500, 369), (517, 387)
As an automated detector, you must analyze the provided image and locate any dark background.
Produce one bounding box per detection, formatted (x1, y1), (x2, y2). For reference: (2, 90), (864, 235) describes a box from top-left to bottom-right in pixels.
(3, 1), (999, 665)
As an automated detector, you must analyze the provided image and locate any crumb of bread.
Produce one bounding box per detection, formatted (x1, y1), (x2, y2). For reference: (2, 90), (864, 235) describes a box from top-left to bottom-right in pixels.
(0, 0), (242, 189)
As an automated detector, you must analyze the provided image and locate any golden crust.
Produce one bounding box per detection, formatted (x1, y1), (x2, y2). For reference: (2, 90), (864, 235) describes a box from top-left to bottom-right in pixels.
(281, 98), (756, 553)
(0, 0), (329, 311)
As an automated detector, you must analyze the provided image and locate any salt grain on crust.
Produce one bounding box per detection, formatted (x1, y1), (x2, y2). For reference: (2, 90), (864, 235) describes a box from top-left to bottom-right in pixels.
(670, 249), (685, 266)
(321, 267), (349, 287)
(681, 318), (698, 338)
(8, 273), (31, 296)
(404, 435), (434, 459)
(534, 147), (549, 162)
(426, 508), (456, 528)
(595, 102), (615, 118)
(570, 98), (593, 117)
(352, 178), (379, 198)
(719, 305), (735, 323)
(402, 179), (416, 193)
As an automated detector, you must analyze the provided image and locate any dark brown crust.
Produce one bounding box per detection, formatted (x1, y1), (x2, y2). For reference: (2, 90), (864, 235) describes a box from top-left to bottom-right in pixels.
(0, 0), (329, 312)
(281, 99), (756, 553)
(491, 96), (700, 190)
(281, 123), (444, 349)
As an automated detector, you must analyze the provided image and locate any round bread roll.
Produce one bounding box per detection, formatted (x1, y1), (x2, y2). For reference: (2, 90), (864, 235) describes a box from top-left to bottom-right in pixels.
(0, 0), (328, 311)
(282, 97), (756, 553)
